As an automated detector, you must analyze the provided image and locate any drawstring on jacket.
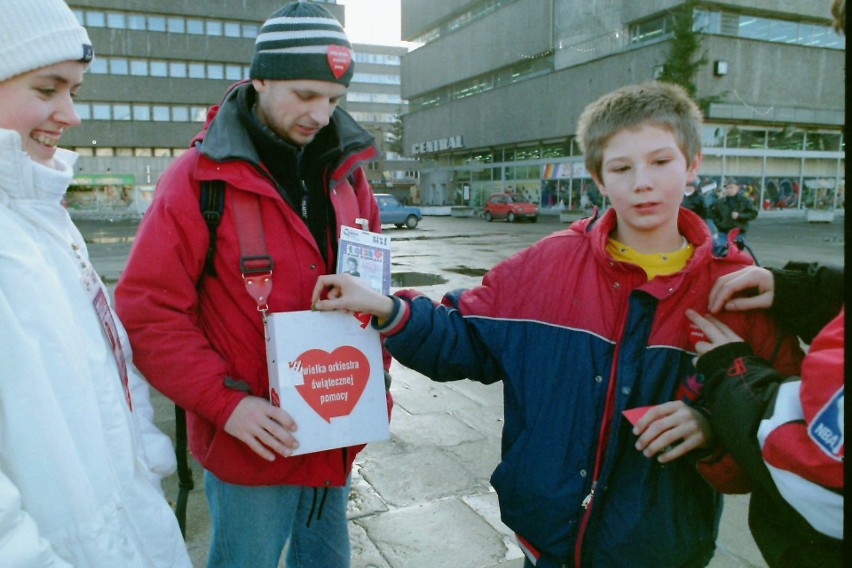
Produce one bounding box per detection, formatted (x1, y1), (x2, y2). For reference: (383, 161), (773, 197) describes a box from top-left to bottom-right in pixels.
(305, 487), (330, 527)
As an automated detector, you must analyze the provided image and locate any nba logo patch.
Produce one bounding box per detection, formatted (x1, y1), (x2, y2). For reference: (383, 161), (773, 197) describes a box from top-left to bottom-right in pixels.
(808, 387), (844, 461)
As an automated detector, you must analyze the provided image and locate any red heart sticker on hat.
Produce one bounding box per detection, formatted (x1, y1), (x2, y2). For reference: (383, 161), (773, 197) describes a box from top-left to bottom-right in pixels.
(292, 346), (369, 423)
(327, 45), (352, 79)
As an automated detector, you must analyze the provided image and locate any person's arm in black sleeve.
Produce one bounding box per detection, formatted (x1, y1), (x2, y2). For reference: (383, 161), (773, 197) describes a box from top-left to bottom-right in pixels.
(697, 342), (784, 486)
(768, 262), (844, 343)
(738, 194), (759, 221)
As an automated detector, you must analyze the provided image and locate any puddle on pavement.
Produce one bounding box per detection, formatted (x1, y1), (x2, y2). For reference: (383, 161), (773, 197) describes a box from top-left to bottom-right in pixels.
(404, 234), (478, 241)
(444, 266), (488, 277)
(391, 272), (448, 287)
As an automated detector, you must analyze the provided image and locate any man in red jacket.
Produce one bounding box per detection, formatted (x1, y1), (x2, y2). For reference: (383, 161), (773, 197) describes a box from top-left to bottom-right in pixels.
(115, 2), (387, 566)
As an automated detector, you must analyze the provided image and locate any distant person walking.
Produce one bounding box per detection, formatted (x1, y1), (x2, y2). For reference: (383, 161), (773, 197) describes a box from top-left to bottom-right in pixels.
(682, 182), (707, 219)
(709, 178), (758, 255)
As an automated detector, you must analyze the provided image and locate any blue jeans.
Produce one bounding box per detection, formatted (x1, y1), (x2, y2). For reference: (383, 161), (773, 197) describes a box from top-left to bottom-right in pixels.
(205, 470), (351, 568)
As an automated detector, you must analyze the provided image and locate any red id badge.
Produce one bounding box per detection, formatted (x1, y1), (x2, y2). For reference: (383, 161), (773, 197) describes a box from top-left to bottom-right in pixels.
(82, 263), (132, 409)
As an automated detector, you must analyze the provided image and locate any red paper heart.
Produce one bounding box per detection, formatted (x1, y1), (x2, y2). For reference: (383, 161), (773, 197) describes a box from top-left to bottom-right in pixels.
(622, 405), (655, 427)
(327, 45), (352, 79)
(292, 346), (370, 423)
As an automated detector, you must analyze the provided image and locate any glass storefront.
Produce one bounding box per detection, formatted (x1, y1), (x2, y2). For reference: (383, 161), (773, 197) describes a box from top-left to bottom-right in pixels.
(418, 125), (844, 212)
(66, 174), (136, 212)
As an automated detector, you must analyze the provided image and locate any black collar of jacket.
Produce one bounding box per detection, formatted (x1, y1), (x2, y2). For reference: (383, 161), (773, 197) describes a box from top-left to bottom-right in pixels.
(198, 81), (378, 176)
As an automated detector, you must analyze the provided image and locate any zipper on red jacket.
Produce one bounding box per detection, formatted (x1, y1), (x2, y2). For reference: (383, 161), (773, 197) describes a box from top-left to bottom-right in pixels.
(573, 315), (627, 567)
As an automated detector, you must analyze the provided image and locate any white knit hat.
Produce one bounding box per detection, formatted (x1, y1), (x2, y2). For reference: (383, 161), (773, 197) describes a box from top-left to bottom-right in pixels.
(0, 0), (93, 82)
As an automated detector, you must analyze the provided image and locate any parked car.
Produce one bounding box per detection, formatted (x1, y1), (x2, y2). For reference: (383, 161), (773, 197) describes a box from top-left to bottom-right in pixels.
(375, 193), (422, 229)
(483, 193), (538, 222)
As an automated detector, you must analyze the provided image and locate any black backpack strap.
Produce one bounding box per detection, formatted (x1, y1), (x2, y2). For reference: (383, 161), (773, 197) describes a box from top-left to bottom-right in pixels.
(200, 180), (226, 277)
(173, 178), (225, 538)
(174, 405), (194, 538)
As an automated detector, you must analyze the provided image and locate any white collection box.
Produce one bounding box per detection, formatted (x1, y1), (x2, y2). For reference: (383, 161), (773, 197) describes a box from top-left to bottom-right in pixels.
(266, 310), (390, 455)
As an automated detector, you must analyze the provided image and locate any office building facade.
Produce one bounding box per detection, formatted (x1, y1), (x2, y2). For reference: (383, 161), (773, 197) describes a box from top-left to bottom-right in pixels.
(63, 1), (413, 214)
(400, 0), (845, 213)
(349, 43), (420, 201)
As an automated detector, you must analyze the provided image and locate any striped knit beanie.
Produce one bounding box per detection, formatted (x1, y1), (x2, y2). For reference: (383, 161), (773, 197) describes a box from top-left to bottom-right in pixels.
(250, 0), (354, 86)
(0, 0), (93, 82)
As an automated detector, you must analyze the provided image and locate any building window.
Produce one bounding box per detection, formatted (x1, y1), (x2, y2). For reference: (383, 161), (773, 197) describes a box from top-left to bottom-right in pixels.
(74, 103), (91, 120)
(150, 61), (168, 77)
(113, 104), (131, 121)
(89, 58), (108, 74)
(172, 107), (190, 122)
(192, 107), (209, 122)
(85, 11), (105, 27)
(133, 105), (151, 121)
(110, 58), (129, 75)
(167, 17), (185, 34)
(189, 63), (206, 79)
(92, 104), (111, 120)
(187, 19), (204, 35)
(134, 148), (153, 157)
(106, 12), (125, 28)
(224, 22), (241, 37)
(242, 23), (259, 38)
(226, 64), (243, 81)
(169, 62), (187, 78)
(152, 106), (171, 122)
(766, 129), (802, 150)
(130, 59), (148, 76)
(147, 16), (166, 32)
(208, 64), (224, 80)
(206, 21), (223, 36)
(128, 14), (146, 30)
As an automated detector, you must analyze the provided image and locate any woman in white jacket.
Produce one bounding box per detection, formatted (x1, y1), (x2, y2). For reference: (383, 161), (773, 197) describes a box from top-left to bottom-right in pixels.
(0, 0), (191, 566)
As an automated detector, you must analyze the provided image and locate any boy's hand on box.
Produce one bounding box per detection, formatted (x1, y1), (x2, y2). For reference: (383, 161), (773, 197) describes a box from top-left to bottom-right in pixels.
(312, 274), (395, 319)
(632, 401), (714, 463)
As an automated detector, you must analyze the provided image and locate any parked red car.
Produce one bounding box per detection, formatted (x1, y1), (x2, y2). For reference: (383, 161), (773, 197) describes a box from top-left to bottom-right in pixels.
(483, 193), (538, 222)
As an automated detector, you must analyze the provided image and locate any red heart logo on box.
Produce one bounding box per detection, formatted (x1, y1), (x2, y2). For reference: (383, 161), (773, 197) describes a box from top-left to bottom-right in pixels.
(294, 346), (370, 423)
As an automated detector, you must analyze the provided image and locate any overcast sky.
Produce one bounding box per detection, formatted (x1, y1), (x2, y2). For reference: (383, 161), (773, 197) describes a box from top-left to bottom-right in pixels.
(340, 0), (406, 46)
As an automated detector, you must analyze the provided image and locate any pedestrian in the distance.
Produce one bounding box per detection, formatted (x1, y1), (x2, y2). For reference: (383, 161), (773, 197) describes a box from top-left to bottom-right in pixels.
(0, 0), (190, 566)
(682, 181), (707, 219)
(708, 178), (758, 255)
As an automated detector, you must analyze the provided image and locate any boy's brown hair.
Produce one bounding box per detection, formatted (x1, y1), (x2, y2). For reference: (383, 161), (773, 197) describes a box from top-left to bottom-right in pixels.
(576, 81), (703, 182)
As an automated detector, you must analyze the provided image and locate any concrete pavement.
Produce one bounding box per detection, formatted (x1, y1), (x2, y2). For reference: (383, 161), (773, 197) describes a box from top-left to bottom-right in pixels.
(81, 212), (844, 567)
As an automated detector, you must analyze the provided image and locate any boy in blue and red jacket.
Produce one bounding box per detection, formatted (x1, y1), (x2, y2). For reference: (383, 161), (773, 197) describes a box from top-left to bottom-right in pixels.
(312, 82), (803, 568)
